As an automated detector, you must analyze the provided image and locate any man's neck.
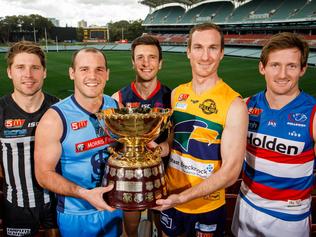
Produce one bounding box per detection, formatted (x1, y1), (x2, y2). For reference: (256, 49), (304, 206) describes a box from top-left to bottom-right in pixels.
(74, 94), (103, 114)
(192, 75), (219, 96)
(265, 90), (300, 110)
(11, 91), (44, 113)
(134, 78), (158, 100)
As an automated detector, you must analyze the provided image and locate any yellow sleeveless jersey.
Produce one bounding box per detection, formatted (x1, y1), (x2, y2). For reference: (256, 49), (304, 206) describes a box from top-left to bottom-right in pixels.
(166, 80), (240, 214)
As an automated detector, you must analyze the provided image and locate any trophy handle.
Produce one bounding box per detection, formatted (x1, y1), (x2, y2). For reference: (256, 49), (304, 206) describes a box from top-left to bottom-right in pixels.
(107, 146), (119, 159)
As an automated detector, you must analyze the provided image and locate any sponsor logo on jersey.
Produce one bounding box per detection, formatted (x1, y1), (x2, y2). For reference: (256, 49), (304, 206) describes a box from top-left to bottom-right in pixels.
(27, 122), (38, 128)
(4, 129), (27, 137)
(289, 113), (308, 123)
(196, 231), (213, 237)
(154, 102), (165, 108)
(248, 131), (304, 155)
(287, 199), (302, 207)
(126, 102), (141, 108)
(267, 120), (277, 127)
(248, 121), (259, 131)
(140, 104), (151, 109)
(178, 93), (189, 101)
(75, 136), (114, 153)
(7, 228), (31, 236)
(4, 119), (25, 128)
(71, 120), (88, 130)
(160, 212), (173, 229)
(174, 120), (220, 152)
(169, 154), (214, 179)
(204, 191), (220, 201)
(287, 113), (308, 127)
(288, 131), (301, 138)
(175, 102), (187, 110)
(248, 107), (263, 116)
(195, 222), (217, 234)
(199, 99), (217, 115)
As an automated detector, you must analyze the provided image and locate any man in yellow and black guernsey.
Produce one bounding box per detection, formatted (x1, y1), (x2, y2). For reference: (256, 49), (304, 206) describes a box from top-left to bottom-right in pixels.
(153, 23), (248, 236)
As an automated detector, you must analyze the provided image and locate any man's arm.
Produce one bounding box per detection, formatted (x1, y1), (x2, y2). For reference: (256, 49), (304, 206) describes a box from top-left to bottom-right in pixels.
(313, 113), (316, 155)
(155, 97), (248, 210)
(34, 108), (115, 211)
(312, 110), (316, 190)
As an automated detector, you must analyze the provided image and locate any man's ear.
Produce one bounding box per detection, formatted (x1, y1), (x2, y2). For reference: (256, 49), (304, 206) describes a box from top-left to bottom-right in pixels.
(258, 61), (265, 76)
(186, 47), (191, 60)
(159, 60), (163, 70)
(299, 65), (307, 78)
(7, 67), (12, 80)
(106, 68), (110, 81)
(69, 67), (75, 81)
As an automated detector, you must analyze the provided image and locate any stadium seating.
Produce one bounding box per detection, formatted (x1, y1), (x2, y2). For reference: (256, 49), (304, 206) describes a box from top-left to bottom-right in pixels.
(189, 1), (235, 23)
(270, 0), (305, 20)
(290, 0), (316, 19)
(143, 0), (314, 25)
(227, 0), (260, 22)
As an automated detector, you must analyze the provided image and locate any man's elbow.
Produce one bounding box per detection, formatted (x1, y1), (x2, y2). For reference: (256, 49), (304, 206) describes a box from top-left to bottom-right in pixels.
(34, 157), (49, 189)
(35, 168), (46, 189)
(226, 166), (242, 188)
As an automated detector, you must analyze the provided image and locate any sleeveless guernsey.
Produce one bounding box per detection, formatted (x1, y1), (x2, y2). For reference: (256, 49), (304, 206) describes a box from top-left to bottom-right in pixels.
(166, 80), (240, 214)
(241, 91), (316, 221)
(52, 95), (117, 214)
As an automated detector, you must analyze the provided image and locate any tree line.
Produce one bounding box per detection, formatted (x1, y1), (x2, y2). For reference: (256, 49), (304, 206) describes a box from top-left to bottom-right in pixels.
(0, 14), (145, 44)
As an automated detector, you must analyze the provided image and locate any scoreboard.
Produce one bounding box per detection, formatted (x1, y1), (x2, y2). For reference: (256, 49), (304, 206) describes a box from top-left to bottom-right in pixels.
(83, 27), (108, 43)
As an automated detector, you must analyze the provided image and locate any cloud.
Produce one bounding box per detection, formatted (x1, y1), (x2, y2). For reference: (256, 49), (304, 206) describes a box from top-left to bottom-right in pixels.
(0, 0), (149, 26)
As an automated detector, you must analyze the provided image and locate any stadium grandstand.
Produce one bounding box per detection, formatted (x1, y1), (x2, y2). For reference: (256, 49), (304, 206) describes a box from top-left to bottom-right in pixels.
(140, 0), (316, 65)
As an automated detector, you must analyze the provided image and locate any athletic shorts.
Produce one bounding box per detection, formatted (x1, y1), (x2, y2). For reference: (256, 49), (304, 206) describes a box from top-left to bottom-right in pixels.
(3, 199), (57, 237)
(160, 205), (226, 237)
(231, 195), (311, 237)
(57, 209), (123, 237)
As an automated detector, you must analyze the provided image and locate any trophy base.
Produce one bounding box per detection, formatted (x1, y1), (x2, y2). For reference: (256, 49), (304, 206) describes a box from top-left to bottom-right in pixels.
(104, 161), (167, 210)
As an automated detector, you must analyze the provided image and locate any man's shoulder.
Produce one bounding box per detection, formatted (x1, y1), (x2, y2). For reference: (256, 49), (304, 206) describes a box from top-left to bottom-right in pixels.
(300, 91), (316, 105)
(173, 82), (190, 91)
(100, 94), (118, 109)
(0, 94), (11, 104)
(50, 95), (72, 110)
(118, 83), (132, 93)
(160, 83), (172, 93)
(43, 93), (59, 105)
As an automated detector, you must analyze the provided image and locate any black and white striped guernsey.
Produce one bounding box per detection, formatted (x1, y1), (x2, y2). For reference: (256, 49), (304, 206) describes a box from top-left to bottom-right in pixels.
(0, 93), (59, 208)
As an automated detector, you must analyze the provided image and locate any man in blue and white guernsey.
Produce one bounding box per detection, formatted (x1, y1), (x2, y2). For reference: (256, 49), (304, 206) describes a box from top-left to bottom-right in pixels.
(34, 48), (123, 236)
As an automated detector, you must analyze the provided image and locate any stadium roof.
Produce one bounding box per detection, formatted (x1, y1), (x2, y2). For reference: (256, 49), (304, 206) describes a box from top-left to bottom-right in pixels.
(139, 0), (208, 8)
(139, 0), (244, 8)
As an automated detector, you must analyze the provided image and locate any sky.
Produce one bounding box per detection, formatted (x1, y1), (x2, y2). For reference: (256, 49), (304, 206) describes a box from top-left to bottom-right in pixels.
(0, 0), (150, 27)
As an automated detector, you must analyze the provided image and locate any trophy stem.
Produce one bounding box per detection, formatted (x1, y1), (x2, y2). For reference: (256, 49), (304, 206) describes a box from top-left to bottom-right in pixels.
(123, 138), (147, 158)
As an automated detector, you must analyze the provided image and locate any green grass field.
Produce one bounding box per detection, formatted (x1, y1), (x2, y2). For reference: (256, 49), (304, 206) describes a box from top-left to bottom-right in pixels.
(0, 51), (315, 98)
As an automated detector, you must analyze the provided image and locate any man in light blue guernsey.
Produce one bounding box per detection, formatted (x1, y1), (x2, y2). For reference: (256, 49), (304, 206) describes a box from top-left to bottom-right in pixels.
(34, 48), (123, 236)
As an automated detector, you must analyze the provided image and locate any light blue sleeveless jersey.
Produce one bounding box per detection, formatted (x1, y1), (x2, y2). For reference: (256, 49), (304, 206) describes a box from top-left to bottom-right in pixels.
(52, 95), (117, 214)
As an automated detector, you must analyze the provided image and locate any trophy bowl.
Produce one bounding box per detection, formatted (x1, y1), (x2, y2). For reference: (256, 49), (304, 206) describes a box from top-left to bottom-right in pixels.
(97, 107), (172, 210)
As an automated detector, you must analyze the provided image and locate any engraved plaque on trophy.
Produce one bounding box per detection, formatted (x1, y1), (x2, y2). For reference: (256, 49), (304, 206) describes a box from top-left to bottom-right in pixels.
(96, 107), (172, 210)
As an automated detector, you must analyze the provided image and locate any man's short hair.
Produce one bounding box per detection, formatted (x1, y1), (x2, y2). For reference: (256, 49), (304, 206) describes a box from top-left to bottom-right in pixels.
(260, 32), (309, 68)
(71, 48), (108, 69)
(188, 23), (224, 50)
(131, 35), (162, 61)
(7, 41), (46, 68)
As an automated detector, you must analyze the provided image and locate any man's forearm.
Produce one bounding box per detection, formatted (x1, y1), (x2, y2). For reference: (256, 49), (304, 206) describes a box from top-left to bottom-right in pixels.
(37, 171), (84, 199)
(178, 165), (240, 204)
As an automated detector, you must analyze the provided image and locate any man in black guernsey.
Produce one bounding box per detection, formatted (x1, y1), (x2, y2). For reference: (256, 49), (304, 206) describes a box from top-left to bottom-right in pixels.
(112, 35), (171, 237)
(0, 41), (59, 236)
